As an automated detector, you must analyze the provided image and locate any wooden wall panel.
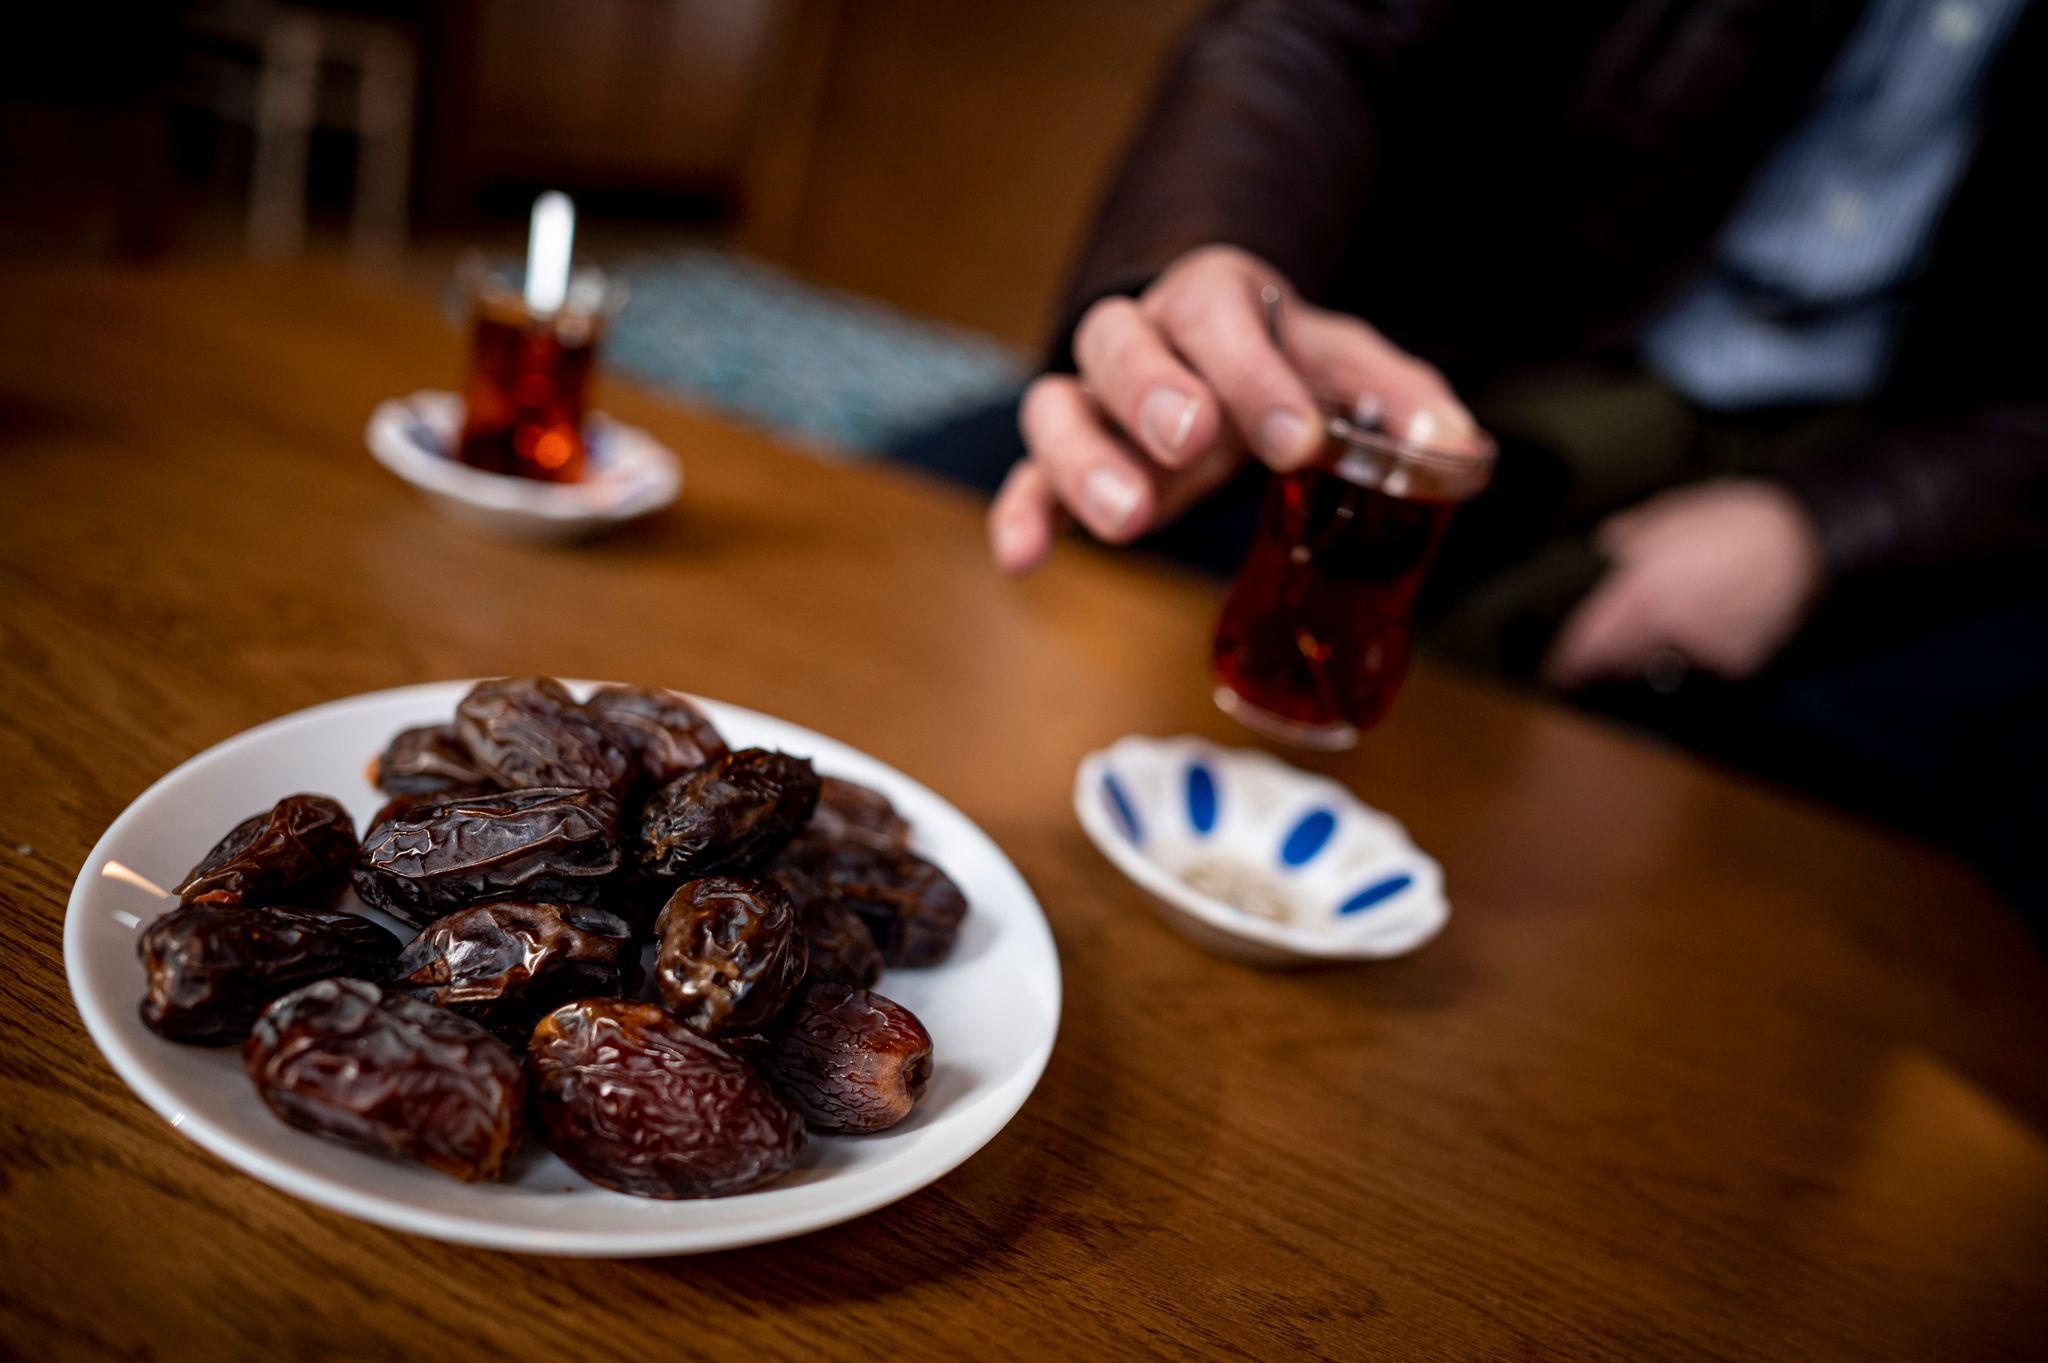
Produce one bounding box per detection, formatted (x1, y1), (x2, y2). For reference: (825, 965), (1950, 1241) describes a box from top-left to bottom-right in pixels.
(739, 0), (1207, 348)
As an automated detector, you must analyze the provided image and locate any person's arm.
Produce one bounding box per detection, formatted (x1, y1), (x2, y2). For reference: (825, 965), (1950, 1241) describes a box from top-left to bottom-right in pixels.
(1544, 3), (2048, 689)
(1780, 407), (2048, 580)
(992, 1), (1481, 572)
(1542, 413), (2048, 688)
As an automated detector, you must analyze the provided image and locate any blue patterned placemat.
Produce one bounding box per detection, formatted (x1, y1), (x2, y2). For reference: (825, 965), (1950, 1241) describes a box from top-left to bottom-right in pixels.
(603, 250), (1026, 456)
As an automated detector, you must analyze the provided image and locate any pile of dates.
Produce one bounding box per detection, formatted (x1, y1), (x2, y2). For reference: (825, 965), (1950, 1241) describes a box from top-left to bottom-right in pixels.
(137, 677), (962, 1197)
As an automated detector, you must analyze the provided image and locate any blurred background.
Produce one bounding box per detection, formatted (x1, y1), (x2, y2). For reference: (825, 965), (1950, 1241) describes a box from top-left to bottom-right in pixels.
(1, 0), (1203, 452)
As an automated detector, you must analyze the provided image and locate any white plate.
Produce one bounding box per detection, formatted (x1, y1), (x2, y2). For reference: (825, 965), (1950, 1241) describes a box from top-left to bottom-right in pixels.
(366, 391), (682, 543)
(65, 681), (1060, 1256)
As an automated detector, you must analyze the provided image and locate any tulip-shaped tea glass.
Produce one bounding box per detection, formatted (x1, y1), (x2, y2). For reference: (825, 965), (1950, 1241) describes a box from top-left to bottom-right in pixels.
(1213, 412), (1497, 750)
(453, 254), (625, 484)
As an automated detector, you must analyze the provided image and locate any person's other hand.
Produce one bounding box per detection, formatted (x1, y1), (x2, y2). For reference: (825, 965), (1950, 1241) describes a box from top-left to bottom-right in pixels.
(1545, 479), (1827, 688)
(988, 244), (1482, 572)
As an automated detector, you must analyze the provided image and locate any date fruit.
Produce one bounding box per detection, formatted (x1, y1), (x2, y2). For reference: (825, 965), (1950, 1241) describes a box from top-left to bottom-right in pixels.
(805, 776), (911, 851)
(527, 999), (805, 1198)
(353, 786), (622, 928)
(751, 981), (933, 1133)
(366, 789), (485, 840)
(385, 900), (634, 1039)
(368, 724), (493, 799)
(584, 684), (729, 790)
(774, 838), (967, 966)
(388, 902), (639, 1045)
(454, 676), (634, 798)
(637, 749), (820, 880)
(653, 877), (807, 1036)
(176, 794), (358, 910)
(138, 904), (402, 1045)
(770, 861), (883, 988)
(245, 979), (525, 1182)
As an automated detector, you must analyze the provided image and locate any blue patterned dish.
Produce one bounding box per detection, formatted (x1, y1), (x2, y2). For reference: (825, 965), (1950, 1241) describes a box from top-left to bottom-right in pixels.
(1074, 735), (1448, 965)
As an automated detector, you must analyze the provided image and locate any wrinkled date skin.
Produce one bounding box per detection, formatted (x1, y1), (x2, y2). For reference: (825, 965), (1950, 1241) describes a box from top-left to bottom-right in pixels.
(245, 978), (525, 1182)
(389, 902), (639, 1045)
(653, 877), (807, 1036)
(352, 786), (622, 929)
(770, 861), (883, 988)
(455, 676), (634, 798)
(369, 724), (494, 799)
(584, 684), (729, 791)
(138, 904), (402, 1045)
(751, 981), (933, 1133)
(637, 749), (820, 880)
(366, 789), (493, 841)
(805, 776), (911, 851)
(527, 999), (805, 1198)
(774, 838), (967, 966)
(176, 794), (359, 910)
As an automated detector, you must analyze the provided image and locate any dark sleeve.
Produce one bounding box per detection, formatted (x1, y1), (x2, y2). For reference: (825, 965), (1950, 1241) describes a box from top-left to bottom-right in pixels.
(1778, 407), (2048, 580)
(1047, 0), (1445, 369)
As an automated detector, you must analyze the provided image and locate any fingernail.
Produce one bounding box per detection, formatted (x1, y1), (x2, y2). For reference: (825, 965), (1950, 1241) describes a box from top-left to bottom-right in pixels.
(1083, 466), (1143, 533)
(992, 518), (1032, 566)
(1406, 403), (1479, 451)
(1258, 408), (1314, 467)
(1139, 389), (1198, 456)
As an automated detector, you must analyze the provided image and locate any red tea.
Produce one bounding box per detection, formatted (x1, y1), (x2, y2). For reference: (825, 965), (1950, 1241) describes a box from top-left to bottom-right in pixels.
(1214, 461), (1460, 747)
(456, 300), (597, 483)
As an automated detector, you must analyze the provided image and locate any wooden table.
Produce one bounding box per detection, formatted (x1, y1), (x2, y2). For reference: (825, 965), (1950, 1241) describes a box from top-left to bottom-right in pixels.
(3, 262), (2045, 1363)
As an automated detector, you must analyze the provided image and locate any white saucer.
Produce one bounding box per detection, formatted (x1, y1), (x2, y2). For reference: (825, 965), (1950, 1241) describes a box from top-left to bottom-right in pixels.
(1075, 734), (1448, 966)
(366, 390), (681, 543)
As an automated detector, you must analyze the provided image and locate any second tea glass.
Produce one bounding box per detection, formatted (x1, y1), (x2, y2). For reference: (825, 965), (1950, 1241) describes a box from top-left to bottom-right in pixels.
(1213, 414), (1497, 750)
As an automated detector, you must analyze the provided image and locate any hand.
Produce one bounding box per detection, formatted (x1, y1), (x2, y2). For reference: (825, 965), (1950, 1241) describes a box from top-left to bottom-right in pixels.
(988, 244), (1483, 572)
(1545, 479), (1827, 688)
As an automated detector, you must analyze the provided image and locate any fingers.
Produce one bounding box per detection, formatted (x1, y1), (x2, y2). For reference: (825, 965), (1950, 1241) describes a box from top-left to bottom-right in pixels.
(1284, 308), (1482, 452)
(1595, 509), (1645, 558)
(994, 244), (1498, 573)
(1557, 500), (1685, 678)
(1146, 273), (1324, 471)
(991, 371), (1252, 572)
(1017, 375), (1157, 543)
(988, 458), (1058, 575)
(1071, 297), (1223, 469)
(1544, 571), (1664, 689)
(1594, 494), (1681, 558)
